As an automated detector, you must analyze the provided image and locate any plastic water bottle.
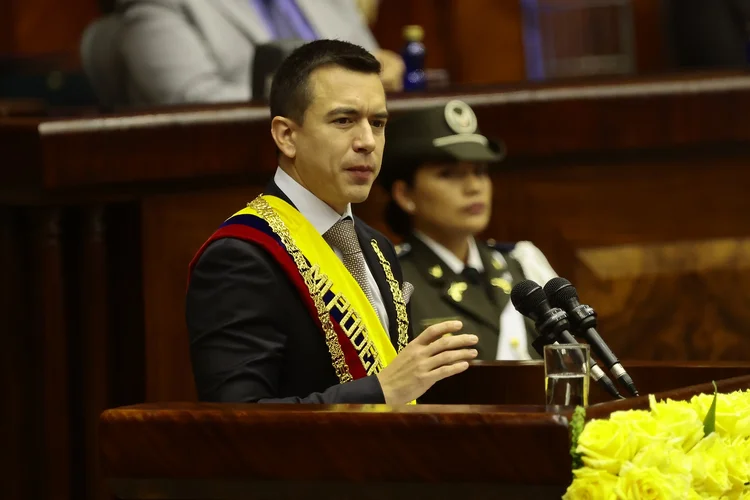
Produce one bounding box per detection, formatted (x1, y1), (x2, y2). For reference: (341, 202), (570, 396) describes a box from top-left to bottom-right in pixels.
(401, 25), (426, 92)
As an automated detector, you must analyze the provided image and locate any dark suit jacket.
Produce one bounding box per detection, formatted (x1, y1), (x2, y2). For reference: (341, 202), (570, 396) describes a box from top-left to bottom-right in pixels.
(186, 182), (412, 403)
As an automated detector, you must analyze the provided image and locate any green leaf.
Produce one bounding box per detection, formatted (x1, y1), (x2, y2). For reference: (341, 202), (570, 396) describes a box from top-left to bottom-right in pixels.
(703, 381), (718, 437)
(570, 405), (586, 470)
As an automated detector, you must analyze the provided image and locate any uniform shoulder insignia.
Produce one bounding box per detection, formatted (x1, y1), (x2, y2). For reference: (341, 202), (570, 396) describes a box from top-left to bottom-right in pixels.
(395, 242), (412, 257)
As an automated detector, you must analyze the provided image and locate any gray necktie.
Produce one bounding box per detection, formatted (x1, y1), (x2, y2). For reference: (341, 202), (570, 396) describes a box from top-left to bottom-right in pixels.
(323, 217), (378, 312)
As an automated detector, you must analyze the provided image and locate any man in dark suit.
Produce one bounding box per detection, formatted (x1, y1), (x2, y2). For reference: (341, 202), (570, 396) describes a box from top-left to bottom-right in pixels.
(186, 39), (478, 404)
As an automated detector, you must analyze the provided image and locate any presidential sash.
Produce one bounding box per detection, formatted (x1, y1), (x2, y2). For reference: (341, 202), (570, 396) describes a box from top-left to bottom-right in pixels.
(188, 195), (410, 384)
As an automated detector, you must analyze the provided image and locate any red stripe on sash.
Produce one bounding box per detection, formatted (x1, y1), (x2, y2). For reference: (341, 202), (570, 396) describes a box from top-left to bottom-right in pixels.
(188, 224), (367, 380)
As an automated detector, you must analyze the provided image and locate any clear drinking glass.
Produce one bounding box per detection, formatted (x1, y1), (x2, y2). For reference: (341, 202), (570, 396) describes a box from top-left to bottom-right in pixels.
(544, 344), (590, 408)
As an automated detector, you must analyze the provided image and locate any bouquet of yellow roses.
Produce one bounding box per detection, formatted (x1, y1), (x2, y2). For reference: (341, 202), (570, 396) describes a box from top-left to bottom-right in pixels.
(564, 385), (750, 499)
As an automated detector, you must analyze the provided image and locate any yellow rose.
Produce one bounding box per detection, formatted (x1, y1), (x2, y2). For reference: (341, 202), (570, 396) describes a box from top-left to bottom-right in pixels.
(577, 418), (639, 475)
(724, 440), (750, 491)
(563, 467), (618, 500)
(649, 395), (705, 452)
(692, 392), (750, 440)
(687, 489), (704, 500)
(721, 490), (748, 500)
(689, 433), (733, 497)
(631, 442), (692, 479)
(614, 462), (691, 499)
(737, 437), (750, 479)
(610, 410), (663, 449)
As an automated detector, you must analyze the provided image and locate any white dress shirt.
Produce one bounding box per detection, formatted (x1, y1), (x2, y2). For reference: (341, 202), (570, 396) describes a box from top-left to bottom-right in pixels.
(273, 168), (390, 331)
(414, 231), (531, 360)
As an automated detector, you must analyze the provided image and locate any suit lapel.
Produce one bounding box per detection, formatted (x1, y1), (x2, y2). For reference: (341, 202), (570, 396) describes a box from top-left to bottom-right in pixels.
(355, 224), (400, 348)
(213, 0), (273, 43)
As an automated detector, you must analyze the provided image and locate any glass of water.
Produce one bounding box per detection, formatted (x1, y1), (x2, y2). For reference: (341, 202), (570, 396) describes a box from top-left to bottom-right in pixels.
(544, 344), (590, 408)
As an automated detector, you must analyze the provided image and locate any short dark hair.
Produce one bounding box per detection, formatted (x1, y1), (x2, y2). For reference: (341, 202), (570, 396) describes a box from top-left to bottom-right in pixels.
(269, 39), (382, 124)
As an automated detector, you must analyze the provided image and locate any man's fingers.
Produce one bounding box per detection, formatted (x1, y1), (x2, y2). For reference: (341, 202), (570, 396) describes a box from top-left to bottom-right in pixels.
(416, 320), (464, 344)
(424, 333), (478, 356)
(429, 361), (471, 383)
(425, 348), (478, 372)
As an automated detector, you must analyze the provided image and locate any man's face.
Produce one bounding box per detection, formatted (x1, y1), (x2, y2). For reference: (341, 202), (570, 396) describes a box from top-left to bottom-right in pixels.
(289, 66), (388, 213)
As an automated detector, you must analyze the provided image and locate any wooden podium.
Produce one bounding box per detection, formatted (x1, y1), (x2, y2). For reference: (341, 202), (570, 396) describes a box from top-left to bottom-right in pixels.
(99, 362), (750, 500)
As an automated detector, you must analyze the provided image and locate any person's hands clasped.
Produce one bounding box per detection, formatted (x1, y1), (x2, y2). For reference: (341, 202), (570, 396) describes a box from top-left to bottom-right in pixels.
(376, 321), (478, 404)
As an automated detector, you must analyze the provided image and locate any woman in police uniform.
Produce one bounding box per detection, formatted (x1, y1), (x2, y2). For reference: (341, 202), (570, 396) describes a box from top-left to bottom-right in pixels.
(378, 100), (557, 361)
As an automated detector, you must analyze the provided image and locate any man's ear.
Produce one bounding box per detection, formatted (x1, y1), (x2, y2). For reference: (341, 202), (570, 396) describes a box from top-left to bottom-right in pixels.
(392, 180), (416, 214)
(271, 116), (297, 159)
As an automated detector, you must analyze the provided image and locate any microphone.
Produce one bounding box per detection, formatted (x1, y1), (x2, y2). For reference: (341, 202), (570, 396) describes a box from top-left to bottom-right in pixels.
(544, 277), (639, 397)
(510, 280), (624, 400)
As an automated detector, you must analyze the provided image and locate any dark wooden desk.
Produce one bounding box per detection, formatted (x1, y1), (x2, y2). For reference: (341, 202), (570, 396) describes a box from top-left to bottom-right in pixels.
(97, 369), (750, 500)
(4, 70), (750, 500)
(0, 99), (47, 117)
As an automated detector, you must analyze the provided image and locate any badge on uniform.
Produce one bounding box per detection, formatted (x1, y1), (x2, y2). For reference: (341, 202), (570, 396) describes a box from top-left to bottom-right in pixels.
(447, 282), (468, 302)
(491, 277), (512, 294)
(429, 265), (444, 279)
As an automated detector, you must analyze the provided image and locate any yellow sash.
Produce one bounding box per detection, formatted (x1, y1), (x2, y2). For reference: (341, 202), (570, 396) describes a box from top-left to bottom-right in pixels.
(236, 195), (400, 378)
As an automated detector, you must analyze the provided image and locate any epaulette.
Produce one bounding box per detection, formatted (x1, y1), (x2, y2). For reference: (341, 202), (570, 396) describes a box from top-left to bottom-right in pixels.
(395, 242), (412, 257)
(485, 238), (516, 254)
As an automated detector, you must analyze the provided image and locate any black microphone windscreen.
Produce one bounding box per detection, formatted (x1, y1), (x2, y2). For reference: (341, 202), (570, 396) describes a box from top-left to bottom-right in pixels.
(544, 277), (578, 306)
(510, 280), (546, 316)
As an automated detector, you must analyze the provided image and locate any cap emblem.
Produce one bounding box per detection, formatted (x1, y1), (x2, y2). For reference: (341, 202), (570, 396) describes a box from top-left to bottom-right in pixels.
(444, 100), (478, 135)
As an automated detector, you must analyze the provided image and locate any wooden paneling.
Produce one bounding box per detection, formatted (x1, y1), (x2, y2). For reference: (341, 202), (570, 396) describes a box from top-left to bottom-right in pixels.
(631, 0), (668, 73)
(30, 208), (70, 500)
(2, 0), (98, 56)
(141, 187), (262, 402)
(78, 207), (111, 500)
(100, 401), (572, 499)
(0, 208), (31, 500)
(0, 2), (16, 55)
(3, 72), (750, 198)
(445, 0), (526, 84)
(485, 163), (750, 364)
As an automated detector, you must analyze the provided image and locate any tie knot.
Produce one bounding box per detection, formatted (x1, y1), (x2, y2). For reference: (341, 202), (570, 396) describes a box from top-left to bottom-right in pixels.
(462, 267), (482, 284)
(324, 217), (361, 255)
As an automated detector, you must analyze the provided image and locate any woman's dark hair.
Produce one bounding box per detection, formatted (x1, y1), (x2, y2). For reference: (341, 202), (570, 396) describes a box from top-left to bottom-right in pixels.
(382, 162), (419, 239)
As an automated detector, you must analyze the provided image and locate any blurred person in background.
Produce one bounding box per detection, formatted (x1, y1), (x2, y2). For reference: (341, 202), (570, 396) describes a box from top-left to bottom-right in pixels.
(116, 0), (404, 105)
(667, 0), (750, 69)
(379, 100), (557, 361)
